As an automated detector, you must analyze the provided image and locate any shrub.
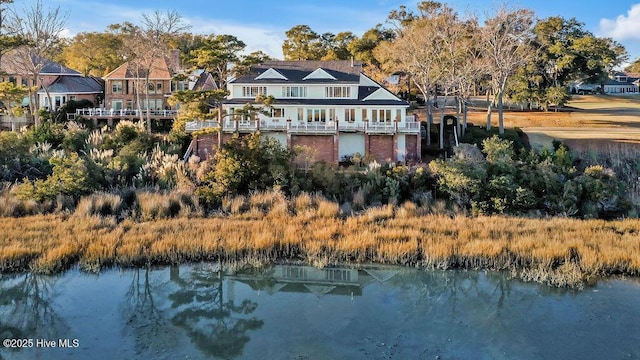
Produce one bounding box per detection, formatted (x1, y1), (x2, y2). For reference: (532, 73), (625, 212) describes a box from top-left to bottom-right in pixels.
(16, 152), (93, 202)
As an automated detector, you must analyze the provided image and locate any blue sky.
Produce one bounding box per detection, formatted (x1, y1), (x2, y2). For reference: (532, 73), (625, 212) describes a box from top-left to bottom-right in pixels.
(14, 0), (640, 63)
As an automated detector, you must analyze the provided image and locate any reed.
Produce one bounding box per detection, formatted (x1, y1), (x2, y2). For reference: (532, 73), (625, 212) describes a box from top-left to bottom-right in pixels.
(0, 200), (639, 288)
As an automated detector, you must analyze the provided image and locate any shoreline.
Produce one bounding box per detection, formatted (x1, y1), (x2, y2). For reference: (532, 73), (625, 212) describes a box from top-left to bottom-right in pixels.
(1, 205), (639, 288)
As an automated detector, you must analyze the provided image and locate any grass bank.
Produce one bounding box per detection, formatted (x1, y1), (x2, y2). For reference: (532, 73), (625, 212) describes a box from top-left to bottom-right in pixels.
(1, 193), (638, 288)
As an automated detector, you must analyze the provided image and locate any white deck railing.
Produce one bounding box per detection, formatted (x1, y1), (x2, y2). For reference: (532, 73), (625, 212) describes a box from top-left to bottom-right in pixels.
(185, 117), (421, 135)
(76, 108), (178, 117)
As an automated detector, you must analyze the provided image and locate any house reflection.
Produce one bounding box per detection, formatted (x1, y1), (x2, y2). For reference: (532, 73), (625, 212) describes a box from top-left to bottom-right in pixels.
(227, 264), (400, 297)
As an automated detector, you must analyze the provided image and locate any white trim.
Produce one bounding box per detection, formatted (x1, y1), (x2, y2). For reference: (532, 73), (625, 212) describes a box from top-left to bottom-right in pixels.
(362, 88), (403, 101)
(303, 68), (336, 80)
(359, 73), (379, 86)
(255, 68), (288, 80)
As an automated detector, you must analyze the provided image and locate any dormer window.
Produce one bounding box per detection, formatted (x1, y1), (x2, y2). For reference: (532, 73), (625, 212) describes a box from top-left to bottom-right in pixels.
(325, 86), (350, 98)
(281, 86), (307, 98)
(242, 86), (267, 97)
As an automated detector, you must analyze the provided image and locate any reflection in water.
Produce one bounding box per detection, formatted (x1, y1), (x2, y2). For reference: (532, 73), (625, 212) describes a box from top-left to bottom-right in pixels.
(0, 264), (638, 360)
(228, 264), (400, 297)
(0, 273), (68, 359)
(167, 265), (263, 359)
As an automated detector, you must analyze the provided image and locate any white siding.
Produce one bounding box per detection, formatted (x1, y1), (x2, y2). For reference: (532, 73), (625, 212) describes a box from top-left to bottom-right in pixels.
(396, 134), (406, 162)
(263, 132), (288, 148)
(339, 133), (365, 161)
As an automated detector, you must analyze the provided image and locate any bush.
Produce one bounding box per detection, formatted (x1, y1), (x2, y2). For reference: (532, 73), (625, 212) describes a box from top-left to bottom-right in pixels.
(16, 152), (93, 202)
(195, 133), (294, 208)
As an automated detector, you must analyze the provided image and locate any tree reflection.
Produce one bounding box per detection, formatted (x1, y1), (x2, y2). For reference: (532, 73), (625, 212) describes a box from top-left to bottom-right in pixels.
(123, 266), (170, 353)
(168, 266), (263, 359)
(0, 273), (67, 355)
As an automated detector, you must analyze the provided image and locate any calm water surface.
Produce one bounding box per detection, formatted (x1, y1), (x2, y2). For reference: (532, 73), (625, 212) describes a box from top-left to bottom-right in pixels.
(0, 264), (639, 360)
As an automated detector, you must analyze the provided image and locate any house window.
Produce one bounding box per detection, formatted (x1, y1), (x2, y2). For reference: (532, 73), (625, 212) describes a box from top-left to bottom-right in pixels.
(156, 83), (163, 94)
(112, 100), (123, 110)
(297, 108), (304, 121)
(325, 86), (350, 98)
(126, 100), (133, 109)
(112, 81), (123, 93)
(242, 86), (267, 97)
(21, 78), (28, 86)
(281, 86), (307, 98)
(173, 81), (189, 92)
(271, 108), (284, 118)
(148, 83), (155, 94)
(344, 108), (356, 122)
(329, 109), (336, 121)
(282, 266), (308, 279)
(362, 109), (368, 120)
(306, 108), (327, 122)
(396, 109), (402, 121)
(325, 269), (351, 281)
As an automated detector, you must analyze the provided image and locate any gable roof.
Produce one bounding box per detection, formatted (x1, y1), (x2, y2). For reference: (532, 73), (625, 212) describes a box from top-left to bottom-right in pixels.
(191, 70), (218, 90)
(302, 68), (337, 80)
(255, 67), (288, 80)
(0, 50), (81, 76)
(104, 56), (173, 80)
(232, 60), (362, 84)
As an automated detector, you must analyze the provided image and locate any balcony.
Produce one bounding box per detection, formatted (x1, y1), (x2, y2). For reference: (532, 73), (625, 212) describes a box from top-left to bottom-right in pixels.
(185, 117), (421, 135)
(75, 108), (177, 120)
(288, 121), (337, 134)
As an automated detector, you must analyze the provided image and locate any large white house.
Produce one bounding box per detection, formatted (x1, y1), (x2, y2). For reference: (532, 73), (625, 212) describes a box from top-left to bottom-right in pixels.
(186, 60), (420, 164)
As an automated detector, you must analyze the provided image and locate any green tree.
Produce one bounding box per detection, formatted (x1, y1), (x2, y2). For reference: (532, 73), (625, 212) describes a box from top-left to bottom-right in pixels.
(58, 32), (123, 76)
(167, 88), (228, 144)
(625, 58), (640, 73)
(510, 17), (628, 110)
(0, 0), (28, 64)
(0, 81), (27, 131)
(349, 24), (394, 67)
(322, 31), (355, 60)
(282, 25), (326, 60)
(189, 34), (246, 89)
(196, 133), (293, 206)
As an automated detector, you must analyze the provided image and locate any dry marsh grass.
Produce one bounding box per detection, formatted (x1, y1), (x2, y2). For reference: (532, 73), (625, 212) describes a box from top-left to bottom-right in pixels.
(1, 196), (639, 288)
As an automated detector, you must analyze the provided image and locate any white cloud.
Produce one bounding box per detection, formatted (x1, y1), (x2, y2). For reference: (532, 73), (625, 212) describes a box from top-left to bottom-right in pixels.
(185, 18), (286, 59)
(599, 3), (640, 40)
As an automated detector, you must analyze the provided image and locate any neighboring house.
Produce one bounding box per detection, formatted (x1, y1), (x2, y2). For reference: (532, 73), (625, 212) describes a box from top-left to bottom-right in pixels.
(602, 72), (639, 95)
(187, 60), (420, 164)
(0, 50), (103, 111)
(571, 71), (639, 95)
(77, 50), (215, 123)
(102, 53), (178, 112)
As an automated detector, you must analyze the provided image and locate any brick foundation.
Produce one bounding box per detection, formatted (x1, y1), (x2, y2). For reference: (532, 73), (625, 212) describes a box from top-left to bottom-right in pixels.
(291, 135), (336, 163)
(367, 135), (394, 163)
(405, 134), (418, 161)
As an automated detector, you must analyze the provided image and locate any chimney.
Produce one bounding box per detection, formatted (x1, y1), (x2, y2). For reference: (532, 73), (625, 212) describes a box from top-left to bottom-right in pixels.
(169, 49), (181, 73)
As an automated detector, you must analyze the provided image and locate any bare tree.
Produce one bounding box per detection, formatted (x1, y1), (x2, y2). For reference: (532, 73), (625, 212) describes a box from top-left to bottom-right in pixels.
(376, 2), (472, 146)
(7, 0), (67, 127)
(480, 4), (534, 134)
(113, 11), (189, 132)
(139, 10), (189, 132)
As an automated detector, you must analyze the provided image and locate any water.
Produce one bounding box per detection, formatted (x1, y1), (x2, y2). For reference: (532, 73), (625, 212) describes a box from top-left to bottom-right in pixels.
(0, 264), (639, 360)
